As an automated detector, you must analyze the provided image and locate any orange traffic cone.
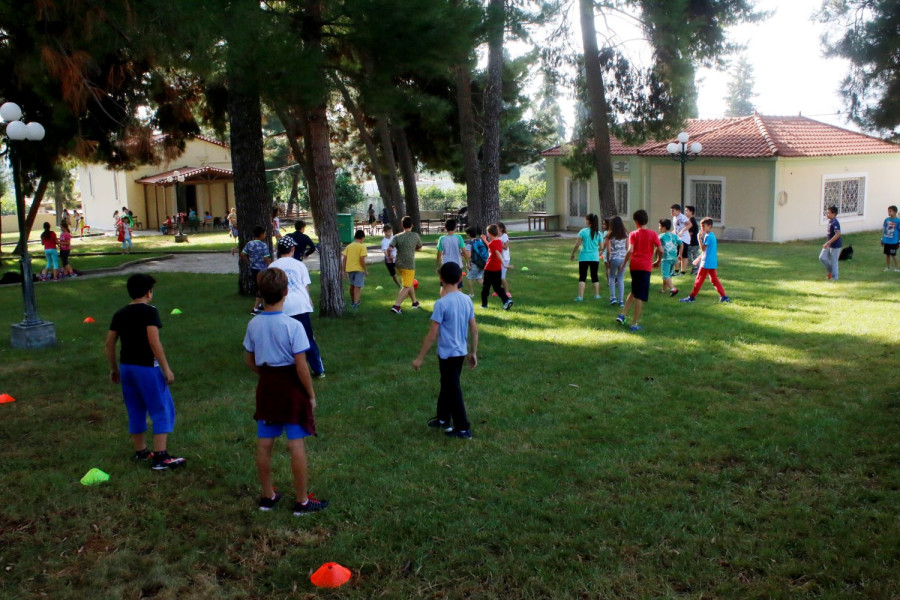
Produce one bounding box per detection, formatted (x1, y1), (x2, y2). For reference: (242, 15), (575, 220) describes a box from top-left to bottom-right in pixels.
(83, 317), (95, 323)
(0, 394), (15, 404)
(310, 562), (352, 588)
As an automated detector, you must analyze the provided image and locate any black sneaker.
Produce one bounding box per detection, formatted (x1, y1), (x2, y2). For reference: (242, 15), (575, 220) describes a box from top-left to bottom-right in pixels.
(151, 452), (186, 470)
(445, 428), (472, 439)
(390, 305), (402, 314)
(427, 417), (452, 431)
(411, 302), (421, 309)
(293, 494), (329, 516)
(132, 448), (153, 461)
(503, 299), (513, 311)
(258, 492), (282, 511)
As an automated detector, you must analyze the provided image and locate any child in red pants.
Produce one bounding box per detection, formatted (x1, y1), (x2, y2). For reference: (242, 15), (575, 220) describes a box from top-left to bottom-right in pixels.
(679, 217), (730, 303)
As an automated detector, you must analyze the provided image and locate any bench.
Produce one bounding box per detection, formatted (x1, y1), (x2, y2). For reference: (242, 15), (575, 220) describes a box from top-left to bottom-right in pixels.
(721, 227), (754, 241)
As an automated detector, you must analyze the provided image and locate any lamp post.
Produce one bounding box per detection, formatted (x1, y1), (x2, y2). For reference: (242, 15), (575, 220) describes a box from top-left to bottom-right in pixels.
(666, 132), (702, 212)
(1, 101), (56, 349)
(172, 170), (186, 239)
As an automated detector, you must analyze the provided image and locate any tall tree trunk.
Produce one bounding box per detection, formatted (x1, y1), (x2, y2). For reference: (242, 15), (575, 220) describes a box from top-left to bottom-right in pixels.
(227, 81), (271, 295)
(13, 177), (49, 256)
(579, 0), (617, 218)
(375, 117), (405, 224)
(393, 125), (421, 232)
(455, 65), (482, 229)
(479, 0), (504, 227)
(288, 169), (300, 215)
(332, 73), (400, 227)
(53, 182), (63, 226)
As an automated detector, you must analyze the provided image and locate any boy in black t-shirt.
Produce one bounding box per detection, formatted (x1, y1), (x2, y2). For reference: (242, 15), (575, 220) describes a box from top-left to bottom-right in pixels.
(105, 274), (186, 470)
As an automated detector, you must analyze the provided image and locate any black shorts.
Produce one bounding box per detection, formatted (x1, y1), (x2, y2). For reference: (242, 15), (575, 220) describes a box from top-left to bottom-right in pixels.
(884, 243), (898, 256)
(630, 270), (651, 302)
(578, 261), (600, 282)
(385, 262), (397, 276)
(250, 268), (262, 295)
(60, 249), (70, 266)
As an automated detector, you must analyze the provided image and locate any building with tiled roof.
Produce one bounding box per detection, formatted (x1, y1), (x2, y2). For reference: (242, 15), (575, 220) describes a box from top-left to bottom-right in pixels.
(541, 115), (900, 241)
(76, 136), (235, 232)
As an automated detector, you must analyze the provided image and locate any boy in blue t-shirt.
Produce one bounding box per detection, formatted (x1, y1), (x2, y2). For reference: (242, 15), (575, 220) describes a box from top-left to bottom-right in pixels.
(241, 225), (272, 314)
(680, 217), (730, 303)
(819, 206), (843, 280)
(881, 205), (899, 272)
(412, 262), (479, 439)
(658, 218), (680, 297)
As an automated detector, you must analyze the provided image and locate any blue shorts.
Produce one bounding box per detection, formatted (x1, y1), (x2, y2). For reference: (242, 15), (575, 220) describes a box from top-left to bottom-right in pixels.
(257, 421), (311, 440)
(120, 363), (176, 434)
(44, 249), (59, 270)
(661, 259), (676, 280)
(348, 271), (365, 287)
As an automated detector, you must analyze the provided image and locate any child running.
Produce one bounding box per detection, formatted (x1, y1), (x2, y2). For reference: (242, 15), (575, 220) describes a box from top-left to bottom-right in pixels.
(603, 216), (628, 307)
(105, 274), (186, 470)
(481, 224), (513, 310)
(658, 218), (680, 297)
(243, 267), (328, 515)
(380, 224), (401, 287)
(570, 213), (603, 301)
(342, 229), (368, 309)
(241, 226), (272, 315)
(679, 217), (730, 303)
(412, 262), (478, 439)
(389, 216), (423, 314)
(616, 210), (661, 332)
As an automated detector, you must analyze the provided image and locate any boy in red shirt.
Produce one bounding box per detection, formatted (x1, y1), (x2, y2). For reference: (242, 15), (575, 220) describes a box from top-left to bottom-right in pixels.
(616, 210), (661, 332)
(480, 224), (513, 310)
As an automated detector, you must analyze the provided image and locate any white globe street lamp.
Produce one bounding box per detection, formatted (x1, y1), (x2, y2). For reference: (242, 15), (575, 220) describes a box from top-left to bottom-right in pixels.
(666, 131), (702, 212)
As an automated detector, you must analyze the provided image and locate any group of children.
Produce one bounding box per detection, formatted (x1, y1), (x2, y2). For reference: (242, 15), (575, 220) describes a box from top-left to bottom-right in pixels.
(38, 221), (77, 281)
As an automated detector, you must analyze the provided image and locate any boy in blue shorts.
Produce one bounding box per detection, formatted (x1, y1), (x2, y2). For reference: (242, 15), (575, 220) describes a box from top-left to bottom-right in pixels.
(658, 218), (680, 297)
(243, 267), (329, 515)
(412, 262), (479, 439)
(882, 205), (899, 272)
(105, 274), (186, 470)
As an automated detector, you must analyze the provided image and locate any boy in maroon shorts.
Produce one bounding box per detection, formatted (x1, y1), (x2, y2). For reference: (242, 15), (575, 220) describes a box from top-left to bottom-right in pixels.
(243, 268), (328, 516)
(616, 209), (662, 332)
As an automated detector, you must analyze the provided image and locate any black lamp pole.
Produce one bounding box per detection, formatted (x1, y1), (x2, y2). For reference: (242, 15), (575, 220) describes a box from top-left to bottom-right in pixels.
(666, 132), (702, 213)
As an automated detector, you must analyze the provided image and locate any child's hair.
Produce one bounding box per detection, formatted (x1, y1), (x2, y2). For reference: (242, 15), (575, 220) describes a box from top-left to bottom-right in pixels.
(700, 217), (714, 227)
(486, 224), (499, 237)
(439, 261), (462, 285)
(354, 229), (366, 240)
(685, 205), (695, 215)
(295, 220), (306, 231)
(586, 213), (599, 238)
(43, 222), (50, 231)
(609, 216), (628, 240)
(252, 225), (266, 237)
(889, 205), (898, 212)
(601, 217), (610, 231)
(257, 268), (288, 305)
(445, 218), (457, 231)
(41, 222), (51, 240)
(670, 203), (682, 211)
(826, 206), (838, 215)
(61, 222), (70, 232)
(126, 273), (156, 299)
(401, 215), (413, 229)
(465, 226), (481, 238)
(659, 218), (672, 230)
(383, 224), (393, 232)
(498, 221), (507, 233)
(632, 209), (649, 226)
(272, 207), (279, 217)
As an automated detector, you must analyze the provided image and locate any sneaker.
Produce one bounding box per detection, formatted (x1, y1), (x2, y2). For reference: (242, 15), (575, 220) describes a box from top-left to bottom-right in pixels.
(468, 293), (475, 298)
(132, 448), (153, 462)
(894, 269), (900, 272)
(445, 428), (472, 439)
(719, 295), (730, 303)
(293, 494), (329, 516)
(629, 324), (643, 333)
(593, 295), (601, 300)
(503, 299), (514, 310)
(427, 417), (452, 431)
(619, 302), (624, 307)
(574, 297), (583, 302)
(609, 299), (618, 305)
(679, 296), (695, 303)
(351, 303), (359, 309)
(411, 302), (421, 309)
(616, 314), (626, 324)
(481, 304), (488, 309)
(151, 452), (186, 470)
(885, 268), (892, 272)
(312, 371), (326, 379)
(669, 289), (679, 297)
(673, 272), (683, 278)
(258, 492), (282, 511)
(826, 273), (832, 280)
(390, 305), (402, 314)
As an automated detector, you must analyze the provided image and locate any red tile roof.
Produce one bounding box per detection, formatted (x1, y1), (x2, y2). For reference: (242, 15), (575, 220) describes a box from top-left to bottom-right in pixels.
(541, 115), (900, 159)
(150, 133), (230, 149)
(135, 165), (233, 185)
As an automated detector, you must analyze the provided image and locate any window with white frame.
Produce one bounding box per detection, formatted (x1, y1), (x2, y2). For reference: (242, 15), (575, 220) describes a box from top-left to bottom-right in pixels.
(568, 179), (588, 217)
(689, 178), (724, 223)
(822, 175), (865, 219)
(614, 180), (629, 216)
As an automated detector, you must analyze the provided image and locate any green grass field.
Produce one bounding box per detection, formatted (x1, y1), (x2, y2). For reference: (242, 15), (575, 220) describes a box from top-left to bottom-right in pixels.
(1, 233), (898, 599)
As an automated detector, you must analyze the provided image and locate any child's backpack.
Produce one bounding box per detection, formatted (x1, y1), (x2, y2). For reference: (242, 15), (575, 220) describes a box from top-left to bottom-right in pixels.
(839, 245), (853, 261)
(471, 239), (489, 268)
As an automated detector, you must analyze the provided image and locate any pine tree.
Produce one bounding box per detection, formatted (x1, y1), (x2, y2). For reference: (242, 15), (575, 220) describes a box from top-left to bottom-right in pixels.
(724, 55), (757, 117)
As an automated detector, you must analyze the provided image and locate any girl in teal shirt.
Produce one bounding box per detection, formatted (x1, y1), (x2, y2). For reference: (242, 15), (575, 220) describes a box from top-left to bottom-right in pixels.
(570, 213), (603, 301)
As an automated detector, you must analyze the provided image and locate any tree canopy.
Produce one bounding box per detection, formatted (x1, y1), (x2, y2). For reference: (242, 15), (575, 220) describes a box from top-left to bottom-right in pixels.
(724, 54), (757, 117)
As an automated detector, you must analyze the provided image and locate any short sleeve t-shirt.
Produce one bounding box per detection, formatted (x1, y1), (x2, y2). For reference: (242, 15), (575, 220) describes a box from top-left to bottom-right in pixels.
(608, 237), (627, 261)
(826, 217), (842, 249)
(431, 291), (475, 359)
(628, 228), (661, 272)
(485, 238), (504, 271)
(243, 311), (310, 367)
(674, 213), (690, 243)
(59, 231), (72, 251)
(287, 231), (316, 261)
(242, 240), (270, 270)
(343, 242), (368, 273)
(437, 233), (466, 265)
(500, 233), (511, 262)
(269, 257), (313, 316)
(390, 231), (422, 270)
(41, 231), (58, 250)
(660, 231), (680, 261)
(881, 217), (900, 244)
(688, 217), (699, 245)
(701, 231), (719, 269)
(577, 228), (602, 262)
(381, 236), (396, 262)
(109, 303), (163, 367)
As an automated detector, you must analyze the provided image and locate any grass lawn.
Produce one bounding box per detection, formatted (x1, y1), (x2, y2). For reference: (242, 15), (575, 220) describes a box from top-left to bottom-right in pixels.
(0, 233), (898, 599)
